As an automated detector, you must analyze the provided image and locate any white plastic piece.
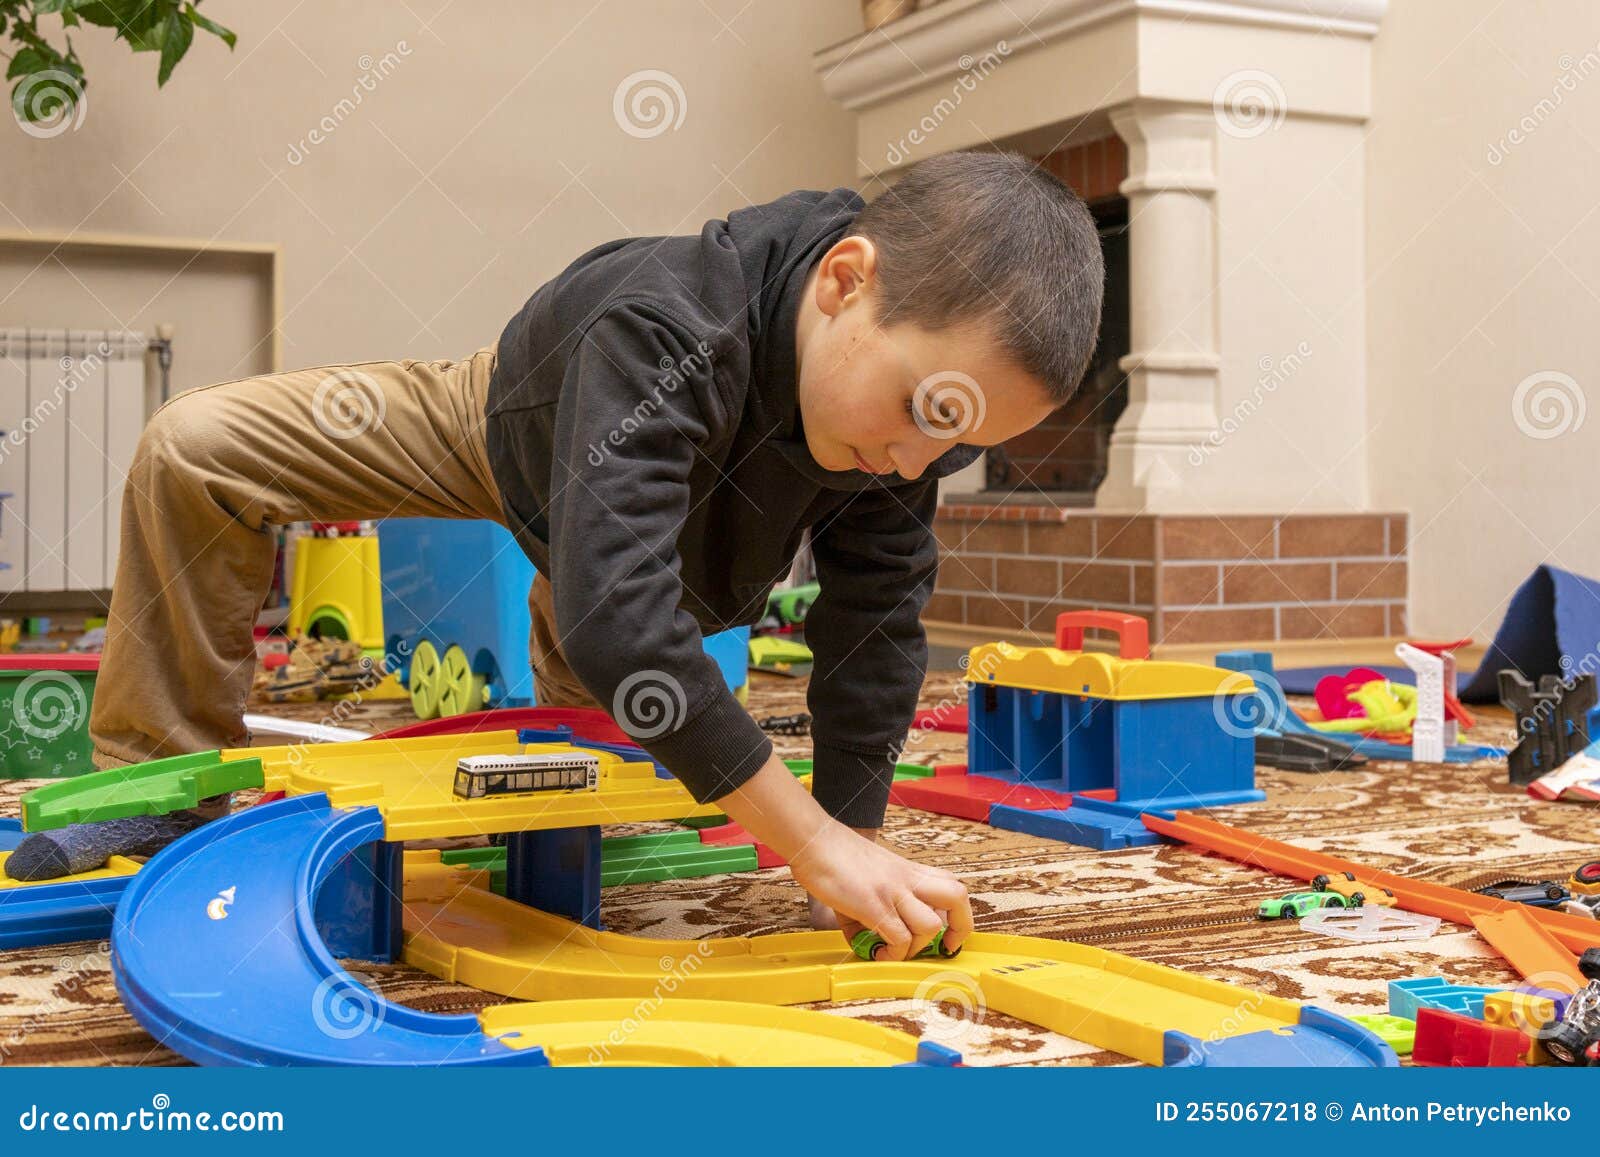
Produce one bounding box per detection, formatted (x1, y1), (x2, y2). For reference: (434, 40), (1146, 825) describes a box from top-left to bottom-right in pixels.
(1395, 643), (1446, 763)
(1299, 905), (1441, 942)
(241, 713), (371, 744)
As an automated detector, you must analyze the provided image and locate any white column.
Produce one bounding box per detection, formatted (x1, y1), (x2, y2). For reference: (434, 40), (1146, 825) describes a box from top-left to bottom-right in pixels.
(1096, 102), (1222, 512)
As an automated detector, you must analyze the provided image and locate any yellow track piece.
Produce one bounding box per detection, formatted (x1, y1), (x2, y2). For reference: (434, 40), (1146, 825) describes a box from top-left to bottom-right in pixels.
(480, 998), (920, 1066)
(966, 640), (1253, 701)
(0, 854), (140, 889)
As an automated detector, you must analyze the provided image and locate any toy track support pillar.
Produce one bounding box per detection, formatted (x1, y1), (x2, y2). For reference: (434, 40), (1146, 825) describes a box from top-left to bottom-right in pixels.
(504, 826), (602, 929)
(1500, 671), (1598, 785)
(313, 839), (403, 962)
(1396, 643), (1445, 763)
(1055, 610), (1149, 659)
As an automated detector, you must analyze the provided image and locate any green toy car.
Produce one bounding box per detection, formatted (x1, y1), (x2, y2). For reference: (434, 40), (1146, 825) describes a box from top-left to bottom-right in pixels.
(1257, 891), (1356, 920)
(850, 927), (960, 962)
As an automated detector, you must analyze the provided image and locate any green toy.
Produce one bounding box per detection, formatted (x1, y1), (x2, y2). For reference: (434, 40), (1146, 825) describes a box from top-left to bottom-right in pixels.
(850, 926), (960, 962)
(1256, 891), (1355, 920)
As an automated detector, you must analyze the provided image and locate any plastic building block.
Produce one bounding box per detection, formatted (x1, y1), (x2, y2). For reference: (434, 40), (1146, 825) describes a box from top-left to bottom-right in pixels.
(1300, 906), (1439, 942)
(1163, 1007), (1396, 1068)
(1350, 1013), (1416, 1055)
(1501, 670), (1596, 786)
(439, 830), (765, 887)
(1470, 908), (1587, 987)
(748, 636), (813, 677)
(967, 643), (1238, 703)
(287, 532), (385, 656)
(0, 817), (22, 853)
(989, 802), (1164, 850)
(696, 820), (785, 868)
(1213, 650), (1502, 763)
(910, 1041), (964, 1067)
(1484, 989), (1568, 1064)
(505, 826), (602, 928)
(21, 750), (264, 831)
(404, 854), (1393, 1067)
(910, 703), (968, 733)
(1388, 978), (1508, 1020)
(1254, 731), (1366, 772)
(1142, 810), (1600, 955)
(1412, 1006), (1526, 1067)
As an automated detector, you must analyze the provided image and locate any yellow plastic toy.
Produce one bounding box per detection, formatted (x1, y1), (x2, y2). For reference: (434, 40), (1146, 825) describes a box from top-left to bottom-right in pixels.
(1309, 680), (1417, 735)
(0, 853), (141, 889)
(965, 640), (1250, 702)
(286, 531), (385, 658)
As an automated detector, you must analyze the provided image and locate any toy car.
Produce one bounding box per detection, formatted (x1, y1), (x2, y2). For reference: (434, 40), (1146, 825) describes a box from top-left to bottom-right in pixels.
(1311, 871), (1397, 908)
(452, 753), (600, 799)
(1571, 860), (1600, 896)
(1540, 979), (1600, 1066)
(1257, 891), (1356, 920)
(1474, 879), (1572, 908)
(850, 927), (959, 962)
(1581, 948), (1600, 982)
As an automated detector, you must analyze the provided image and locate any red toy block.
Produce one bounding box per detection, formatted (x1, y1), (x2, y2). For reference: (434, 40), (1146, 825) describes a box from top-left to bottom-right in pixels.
(911, 705), (968, 733)
(1412, 1006), (1526, 1067)
(932, 763), (968, 777)
(696, 821), (784, 868)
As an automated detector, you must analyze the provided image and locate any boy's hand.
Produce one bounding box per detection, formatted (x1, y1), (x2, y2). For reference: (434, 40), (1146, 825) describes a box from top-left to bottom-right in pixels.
(715, 754), (972, 961)
(788, 824), (971, 961)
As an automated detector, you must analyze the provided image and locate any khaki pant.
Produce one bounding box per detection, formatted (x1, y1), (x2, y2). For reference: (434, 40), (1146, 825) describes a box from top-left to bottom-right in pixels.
(90, 347), (597, 769)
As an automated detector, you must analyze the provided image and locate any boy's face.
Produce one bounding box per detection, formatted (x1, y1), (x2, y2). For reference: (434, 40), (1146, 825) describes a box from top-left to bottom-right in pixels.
(794, 237), (1057, 481)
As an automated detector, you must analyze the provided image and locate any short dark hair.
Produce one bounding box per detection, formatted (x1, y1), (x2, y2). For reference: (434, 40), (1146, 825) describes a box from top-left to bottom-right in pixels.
(848, 150), (1105, 404)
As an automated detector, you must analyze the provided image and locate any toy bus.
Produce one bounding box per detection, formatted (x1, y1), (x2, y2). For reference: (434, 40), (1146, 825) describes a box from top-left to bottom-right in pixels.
(453, 752), (600, 799)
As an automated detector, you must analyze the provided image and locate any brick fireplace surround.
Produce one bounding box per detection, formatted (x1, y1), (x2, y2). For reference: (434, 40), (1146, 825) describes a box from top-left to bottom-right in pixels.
(929, 508), (1407, 646)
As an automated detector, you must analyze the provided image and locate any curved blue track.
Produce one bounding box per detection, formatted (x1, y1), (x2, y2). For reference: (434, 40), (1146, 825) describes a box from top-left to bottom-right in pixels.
(112, 794), (547, 1067)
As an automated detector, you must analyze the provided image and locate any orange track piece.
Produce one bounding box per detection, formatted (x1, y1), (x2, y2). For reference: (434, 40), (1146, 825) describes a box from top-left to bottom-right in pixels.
(1142, 811), (1600, 955)
(1469, 909), (1586, 988)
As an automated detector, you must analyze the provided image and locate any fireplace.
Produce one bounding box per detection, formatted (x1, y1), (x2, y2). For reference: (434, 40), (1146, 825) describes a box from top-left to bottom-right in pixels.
(815, 0), (1404, 645)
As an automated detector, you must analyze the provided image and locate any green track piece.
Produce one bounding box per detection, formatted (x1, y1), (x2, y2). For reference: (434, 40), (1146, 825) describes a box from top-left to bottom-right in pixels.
(1349, 1013), (1415, 1055)
(784, 759), (935, 780)
(441, 828), (761, 889)
(676, 814), (728, 830)
(21, 750), (265, 832)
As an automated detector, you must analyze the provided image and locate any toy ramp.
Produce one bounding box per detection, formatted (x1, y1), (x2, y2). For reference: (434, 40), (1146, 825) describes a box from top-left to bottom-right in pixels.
(404, 859), (1394, 1068)
(112, 795), (545, 1067)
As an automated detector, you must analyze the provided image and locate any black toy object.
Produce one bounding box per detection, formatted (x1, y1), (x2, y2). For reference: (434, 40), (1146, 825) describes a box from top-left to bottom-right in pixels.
(1498, 670), (1596, 786)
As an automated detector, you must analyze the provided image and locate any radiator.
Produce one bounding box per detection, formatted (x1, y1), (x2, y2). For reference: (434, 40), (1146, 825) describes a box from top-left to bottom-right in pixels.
(0, 328), (148, 594)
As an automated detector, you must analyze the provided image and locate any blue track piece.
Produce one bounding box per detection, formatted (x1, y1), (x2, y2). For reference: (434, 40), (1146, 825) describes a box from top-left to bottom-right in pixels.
(0, 817), (23, 852)
(1165, 1006), (1399, 1067)
(988, 803), (1163, 850)
(1387, 977), (1509, 1021)
(0, 870), (130, 949)
(1215, 650), (1503, 763)
(112, 793), (548, 1067)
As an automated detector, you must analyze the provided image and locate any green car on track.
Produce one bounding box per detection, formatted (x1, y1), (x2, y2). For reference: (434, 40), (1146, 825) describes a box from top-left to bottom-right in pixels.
(1257, 891), (1356, 920)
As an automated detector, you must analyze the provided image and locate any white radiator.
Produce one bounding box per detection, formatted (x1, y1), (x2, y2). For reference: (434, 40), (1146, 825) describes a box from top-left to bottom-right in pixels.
(0, 328), (147, 594)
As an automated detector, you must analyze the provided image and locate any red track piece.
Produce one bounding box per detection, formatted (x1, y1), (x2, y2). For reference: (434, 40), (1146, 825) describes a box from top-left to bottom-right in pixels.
(890, 773), (1078, 822)
(911, 705), (968, 733)
(1412, 1007), (1525, 1067)
(932, 763), (968, 777)
(370, 706), (632, 745)
(697, 821), (784, 868)
(1142, 811), (1600, 955)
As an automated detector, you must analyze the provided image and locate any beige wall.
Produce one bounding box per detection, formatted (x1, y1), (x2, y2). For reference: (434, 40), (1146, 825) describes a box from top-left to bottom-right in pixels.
(1368, 2), (1600, 638)
(0, 0), (862, 392)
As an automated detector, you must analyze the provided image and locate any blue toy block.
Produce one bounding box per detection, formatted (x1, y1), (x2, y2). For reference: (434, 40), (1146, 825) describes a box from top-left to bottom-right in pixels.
(313, 838), (403, 962)
(906, 1041), (964, 1067)
(503, 825), (603, 929)
(1388, 977), (1508, 1020)
(1165, 1005), (1398, 1067)
(988, 802), (1164, 850)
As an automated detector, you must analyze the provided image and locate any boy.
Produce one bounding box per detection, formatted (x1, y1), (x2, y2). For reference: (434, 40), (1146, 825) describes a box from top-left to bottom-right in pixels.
(80, 149), (1104, 961)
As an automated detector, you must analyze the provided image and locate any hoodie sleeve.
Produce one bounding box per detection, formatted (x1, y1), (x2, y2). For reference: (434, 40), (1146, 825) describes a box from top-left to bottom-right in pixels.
(545, 301), (773, 802)
(803, 477), (939, 829)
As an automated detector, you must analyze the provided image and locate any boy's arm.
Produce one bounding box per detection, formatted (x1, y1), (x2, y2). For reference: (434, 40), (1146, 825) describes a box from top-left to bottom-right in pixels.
(802, 477), (940, 830)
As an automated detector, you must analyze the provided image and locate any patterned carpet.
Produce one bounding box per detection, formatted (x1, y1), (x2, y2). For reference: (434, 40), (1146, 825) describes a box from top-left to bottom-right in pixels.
(0, 669), (1593, 1067)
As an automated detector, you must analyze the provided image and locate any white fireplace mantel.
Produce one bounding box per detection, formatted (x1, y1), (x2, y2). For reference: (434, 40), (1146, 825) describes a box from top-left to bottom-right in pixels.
(812, 0), (1389, 516)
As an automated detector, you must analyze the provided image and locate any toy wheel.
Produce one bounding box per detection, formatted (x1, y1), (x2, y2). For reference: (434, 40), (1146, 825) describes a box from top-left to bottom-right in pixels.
(1312, 874), (1330, 890)
(408, 639), (442, 720)
(1350, 892), (1366, 908)
(1547, 883), (1569, 901)
(789, 597), (810, 623)
(1577, 861), (1600, 885)
(436, 644), (488, 718)
(1542, 1021), (1589, 1066)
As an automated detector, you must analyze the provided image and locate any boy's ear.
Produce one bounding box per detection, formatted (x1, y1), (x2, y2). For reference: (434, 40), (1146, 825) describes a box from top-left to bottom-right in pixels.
(814, 236), (878, 317)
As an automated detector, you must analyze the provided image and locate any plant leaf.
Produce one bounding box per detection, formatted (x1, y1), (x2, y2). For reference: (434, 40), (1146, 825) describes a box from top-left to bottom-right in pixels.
(156, 7), (190, 84)
(183, 1), (234, 49)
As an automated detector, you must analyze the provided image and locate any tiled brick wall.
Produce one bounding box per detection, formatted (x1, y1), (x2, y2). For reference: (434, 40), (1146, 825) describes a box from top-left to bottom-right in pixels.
(1037, 136), (1127, 203)
(929, 505), (1408, 645)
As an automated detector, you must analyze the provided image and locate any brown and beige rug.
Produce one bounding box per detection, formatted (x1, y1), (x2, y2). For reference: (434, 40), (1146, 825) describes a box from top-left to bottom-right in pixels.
(0, 671), (1592, 1067)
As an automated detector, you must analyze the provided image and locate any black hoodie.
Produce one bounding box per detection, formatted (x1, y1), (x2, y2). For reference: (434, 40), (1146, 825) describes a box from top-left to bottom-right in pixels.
(484, 188), (979, 828)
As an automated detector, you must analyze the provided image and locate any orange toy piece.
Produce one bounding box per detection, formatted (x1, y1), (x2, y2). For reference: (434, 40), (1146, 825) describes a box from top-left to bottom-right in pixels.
(1470, 909), (1586, 989)
(1142, 811), (1600, 956)
(1311, 870), (1397, 908)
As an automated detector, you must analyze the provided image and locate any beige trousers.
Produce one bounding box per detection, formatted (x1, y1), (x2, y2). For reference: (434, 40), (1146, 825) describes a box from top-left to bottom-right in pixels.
(90, 346), (597, 769)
